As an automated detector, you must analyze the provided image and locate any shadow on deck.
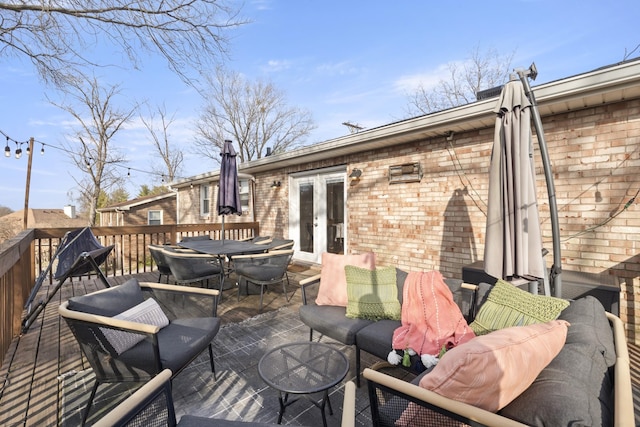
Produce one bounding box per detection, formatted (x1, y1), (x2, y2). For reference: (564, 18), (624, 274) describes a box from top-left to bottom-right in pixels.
(1, 266), (639, 426)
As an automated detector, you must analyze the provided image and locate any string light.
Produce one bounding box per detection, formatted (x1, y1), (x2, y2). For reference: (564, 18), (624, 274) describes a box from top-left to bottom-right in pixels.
(0, 127), (190, 183)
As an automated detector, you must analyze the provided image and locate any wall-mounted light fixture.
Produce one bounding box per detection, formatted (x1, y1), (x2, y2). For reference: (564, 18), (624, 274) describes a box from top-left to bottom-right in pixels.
(349, 169), (362, 181)
(270, 180), (281, 188)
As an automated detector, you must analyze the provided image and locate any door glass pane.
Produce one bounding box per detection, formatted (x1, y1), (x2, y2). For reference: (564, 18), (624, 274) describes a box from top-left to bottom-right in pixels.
(326, 180), (344, 254)
(299, 182), (314, 253)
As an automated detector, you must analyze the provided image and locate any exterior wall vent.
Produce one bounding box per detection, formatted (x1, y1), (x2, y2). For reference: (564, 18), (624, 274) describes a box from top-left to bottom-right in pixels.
(389, 163), (423, 184)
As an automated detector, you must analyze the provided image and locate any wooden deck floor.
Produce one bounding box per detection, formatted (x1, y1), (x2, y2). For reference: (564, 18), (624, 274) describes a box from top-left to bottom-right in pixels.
(1, 267), (639, 426)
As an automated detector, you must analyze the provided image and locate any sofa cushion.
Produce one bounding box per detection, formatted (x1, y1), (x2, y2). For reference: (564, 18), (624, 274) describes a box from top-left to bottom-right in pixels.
(298, 304), (372, 345)
(356, 319), (401, 359)
(500, 297), (615, 426)
(558, 295), (616, 367)
(101, 298), (170, 355)
(469, 279), (569, 335)
(68, 278), (144, 316)
(119, 317), (221, 374)
(315, 252), (376, 307)
(418, 319), (568, 412)
(345, 265), (401, 321)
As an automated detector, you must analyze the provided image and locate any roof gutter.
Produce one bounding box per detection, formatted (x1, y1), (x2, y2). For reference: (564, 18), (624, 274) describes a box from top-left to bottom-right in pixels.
(170, 59), (640, 181)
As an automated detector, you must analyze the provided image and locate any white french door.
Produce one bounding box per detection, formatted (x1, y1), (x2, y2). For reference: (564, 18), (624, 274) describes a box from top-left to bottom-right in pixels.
(289, 168), (346, 263)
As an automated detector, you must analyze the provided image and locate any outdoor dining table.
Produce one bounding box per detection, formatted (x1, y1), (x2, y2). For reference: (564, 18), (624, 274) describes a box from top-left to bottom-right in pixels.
(177, 239), (276, 256)
(177, 239), (278, 288)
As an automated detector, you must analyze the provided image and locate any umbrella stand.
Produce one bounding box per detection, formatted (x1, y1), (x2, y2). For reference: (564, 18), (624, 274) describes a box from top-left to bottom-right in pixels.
(516, 64), (562, 298)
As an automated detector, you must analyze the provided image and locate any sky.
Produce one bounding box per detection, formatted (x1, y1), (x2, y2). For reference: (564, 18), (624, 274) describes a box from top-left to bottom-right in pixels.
(1, 1), (639, 212)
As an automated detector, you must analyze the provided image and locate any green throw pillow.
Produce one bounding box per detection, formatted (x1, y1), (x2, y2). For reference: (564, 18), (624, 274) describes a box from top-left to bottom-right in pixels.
(469, 279), (569, 335)
(344, 265), (401, 321)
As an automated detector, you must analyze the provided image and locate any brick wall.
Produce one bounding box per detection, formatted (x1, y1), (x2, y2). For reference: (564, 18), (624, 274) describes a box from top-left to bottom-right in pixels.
(254, 99), (640, 342)
(177, 99), (640, 341)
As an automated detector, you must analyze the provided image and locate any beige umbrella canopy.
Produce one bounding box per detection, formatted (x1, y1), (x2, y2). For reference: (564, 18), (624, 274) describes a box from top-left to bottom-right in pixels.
(484, 80), (546, 287)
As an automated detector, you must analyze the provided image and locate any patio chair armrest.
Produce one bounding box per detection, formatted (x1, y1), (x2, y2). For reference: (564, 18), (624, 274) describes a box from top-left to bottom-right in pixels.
(363, 368), (528, 427)
(341, 381), (356, 427)
(59, 301), (162, 335)
(607, 312), (634, 426)
(299, 273), (321, 305)
(93, 369), (174, 427)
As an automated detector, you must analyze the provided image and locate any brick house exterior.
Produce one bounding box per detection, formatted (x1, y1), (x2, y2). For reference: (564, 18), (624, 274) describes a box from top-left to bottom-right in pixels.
(97, 192), (177, 227)
(171, 59), (640, 342)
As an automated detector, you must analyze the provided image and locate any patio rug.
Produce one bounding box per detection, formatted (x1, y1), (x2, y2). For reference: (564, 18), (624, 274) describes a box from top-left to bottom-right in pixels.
(60, 306), (381, 426)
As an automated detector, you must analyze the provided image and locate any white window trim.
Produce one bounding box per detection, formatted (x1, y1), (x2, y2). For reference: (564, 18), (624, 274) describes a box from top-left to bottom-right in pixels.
(200, 183), (211, 216)
(148, 210), (163, 225)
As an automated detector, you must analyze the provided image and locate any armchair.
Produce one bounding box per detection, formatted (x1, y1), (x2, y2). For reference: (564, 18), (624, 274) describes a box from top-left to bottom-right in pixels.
(233, 249), (294, 311)
(59, 278), (221, 425)
(94, 369), (356, 427)
(160, 246), (224, 292)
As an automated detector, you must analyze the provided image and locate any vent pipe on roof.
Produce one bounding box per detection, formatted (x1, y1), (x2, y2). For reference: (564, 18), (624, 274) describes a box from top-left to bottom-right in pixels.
(64, 205), (76, 219)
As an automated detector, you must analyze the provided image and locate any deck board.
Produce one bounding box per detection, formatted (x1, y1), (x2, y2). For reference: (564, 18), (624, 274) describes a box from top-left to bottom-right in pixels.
(0, 267), (638, 426)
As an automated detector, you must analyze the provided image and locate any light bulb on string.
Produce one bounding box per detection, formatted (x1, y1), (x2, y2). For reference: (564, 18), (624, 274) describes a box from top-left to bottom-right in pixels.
(15, 142), (22, 159)
(40, 144), (45, 155)
(4, 137), (10, 158)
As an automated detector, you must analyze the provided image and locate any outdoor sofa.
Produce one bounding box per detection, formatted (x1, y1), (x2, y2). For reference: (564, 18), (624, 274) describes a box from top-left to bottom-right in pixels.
(298, 252), (634, 426)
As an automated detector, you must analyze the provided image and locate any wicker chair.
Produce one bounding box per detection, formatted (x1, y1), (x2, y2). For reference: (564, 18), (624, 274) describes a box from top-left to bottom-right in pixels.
(234, 249), (294, 311)
(160, 247), (224, 292)
(148, 244), (173, 283)
(59, 278), (221, 425)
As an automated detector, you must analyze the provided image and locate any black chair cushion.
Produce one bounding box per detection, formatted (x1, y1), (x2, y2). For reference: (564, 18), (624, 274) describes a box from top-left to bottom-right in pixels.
(298, 305), (372, 345)
(67, 278), (144, 316)
(119, 317), (221, 374)
(356, 319), (400, 360)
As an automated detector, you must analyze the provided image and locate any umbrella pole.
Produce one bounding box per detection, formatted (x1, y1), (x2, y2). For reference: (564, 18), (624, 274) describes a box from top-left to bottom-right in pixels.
(516, 64), (563, 298)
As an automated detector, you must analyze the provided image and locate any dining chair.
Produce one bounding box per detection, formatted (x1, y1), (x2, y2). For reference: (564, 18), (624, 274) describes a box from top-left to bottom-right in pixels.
(160, 247), (224, 293)
(233, 249), (294, 311)
(148, 244), (173, 283)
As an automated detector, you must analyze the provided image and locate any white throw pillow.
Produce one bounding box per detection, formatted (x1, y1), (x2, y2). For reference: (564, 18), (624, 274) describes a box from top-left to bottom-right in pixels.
(101, 298), (170, 355)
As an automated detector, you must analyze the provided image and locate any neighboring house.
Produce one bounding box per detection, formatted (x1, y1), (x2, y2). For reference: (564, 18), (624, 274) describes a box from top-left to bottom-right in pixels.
(0, 207), (88, 243)
(170, 59), (640, 340)
(97, 192), (177, 226)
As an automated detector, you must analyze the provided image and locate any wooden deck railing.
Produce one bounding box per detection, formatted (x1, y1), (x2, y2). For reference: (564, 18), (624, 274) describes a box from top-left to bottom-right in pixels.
(0, 222), (260, 365)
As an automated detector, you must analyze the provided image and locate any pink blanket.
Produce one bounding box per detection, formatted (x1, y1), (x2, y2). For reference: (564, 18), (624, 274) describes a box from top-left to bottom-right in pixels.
(392, 271), (475, 356)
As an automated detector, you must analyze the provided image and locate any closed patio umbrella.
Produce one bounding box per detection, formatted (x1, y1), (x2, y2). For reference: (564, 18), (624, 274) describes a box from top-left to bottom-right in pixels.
(218, 139), (242, 243)
(484, 79), (548, 293)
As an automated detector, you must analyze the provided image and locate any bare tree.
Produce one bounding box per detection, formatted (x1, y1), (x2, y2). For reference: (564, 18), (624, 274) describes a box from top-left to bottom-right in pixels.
(52, 76), (136, 225)
(141, 104), (184, 182)
(0, 205), (13, 217)
(0, 1), (245, 87)
(406, 46), (515, 116)
(194, 68), (316, 163)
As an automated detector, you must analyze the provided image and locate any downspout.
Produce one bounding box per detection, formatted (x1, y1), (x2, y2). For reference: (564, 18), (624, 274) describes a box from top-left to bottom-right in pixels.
(516, 64), (562, 298)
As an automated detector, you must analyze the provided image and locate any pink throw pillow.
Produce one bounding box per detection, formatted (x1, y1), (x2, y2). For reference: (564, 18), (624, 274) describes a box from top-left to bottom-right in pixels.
(418, 319), (569, 412)
(315, 252), (376, 306)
